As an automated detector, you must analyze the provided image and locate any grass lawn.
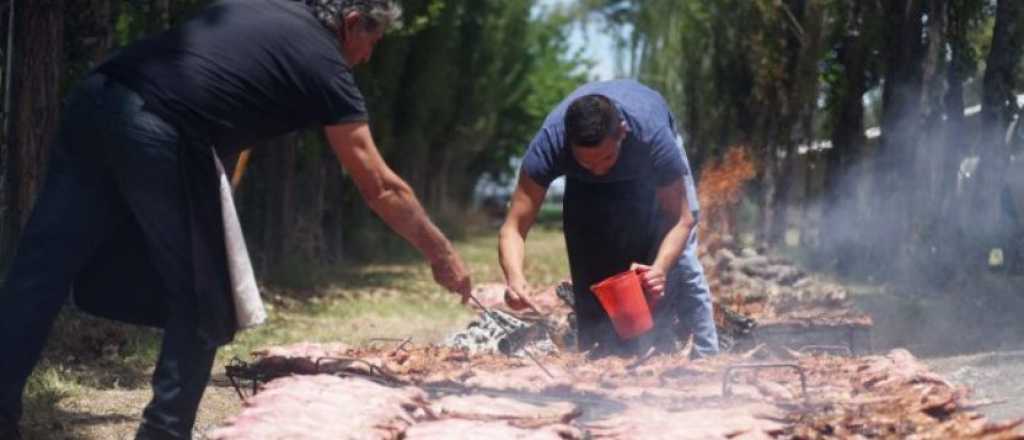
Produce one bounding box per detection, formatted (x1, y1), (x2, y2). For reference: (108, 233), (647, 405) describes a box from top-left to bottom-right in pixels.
(20, 223), (569, 440)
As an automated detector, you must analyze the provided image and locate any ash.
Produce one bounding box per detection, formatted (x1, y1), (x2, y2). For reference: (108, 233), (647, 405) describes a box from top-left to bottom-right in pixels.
(444, 309), (559, 357)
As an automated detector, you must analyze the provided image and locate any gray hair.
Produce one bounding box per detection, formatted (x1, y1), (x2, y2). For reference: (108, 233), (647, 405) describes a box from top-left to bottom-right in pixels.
(297, 0), (402, 33)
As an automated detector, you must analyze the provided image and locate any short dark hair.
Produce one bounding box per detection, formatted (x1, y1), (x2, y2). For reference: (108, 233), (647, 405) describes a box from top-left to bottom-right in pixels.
(564, 94), (620, 148)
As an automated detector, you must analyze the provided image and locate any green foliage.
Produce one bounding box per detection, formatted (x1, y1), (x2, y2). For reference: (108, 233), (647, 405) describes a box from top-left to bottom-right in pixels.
(582, 0), (820, 160)
(360, 0), (587, 196)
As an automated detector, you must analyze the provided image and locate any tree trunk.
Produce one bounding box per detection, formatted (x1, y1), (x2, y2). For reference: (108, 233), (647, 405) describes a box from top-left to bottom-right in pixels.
(321, 147), (346, 263)
(759, 147), (779, 244)
(979, 0), (1024, 135)
(942, 0), (969, 198)
(930, 0), (974, 278)
(253, 136), (296, 276)
(972, 0), (1024, 266)
(912, 0), (949, 281)
(2, 0), (64, 259)
(823, 0), (869, 274)
(0, 5), (13, 263)
(875, 0), (925, 276)
(778, 0), (827, 248)
(919, 0), (947, 205)
(763, 0), (824, 246)
(804, 151), (826, 249)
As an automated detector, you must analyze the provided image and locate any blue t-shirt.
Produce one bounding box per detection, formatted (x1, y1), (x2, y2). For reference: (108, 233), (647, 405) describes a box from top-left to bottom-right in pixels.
(521, 79), (700, 213)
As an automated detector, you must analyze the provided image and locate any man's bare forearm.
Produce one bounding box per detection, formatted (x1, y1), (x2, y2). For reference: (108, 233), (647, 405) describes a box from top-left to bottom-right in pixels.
(652, 212), (694, 274)
(499, 173), (545, 291)
(366, 178), (454, 261)
(324, 122), (457, 264)
(498, 225), (528, 286)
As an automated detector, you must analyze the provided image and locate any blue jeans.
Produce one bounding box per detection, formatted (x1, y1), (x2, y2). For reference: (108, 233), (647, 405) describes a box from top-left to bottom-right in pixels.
(0, 73), (216, 439)
(663, 230), (719, 357)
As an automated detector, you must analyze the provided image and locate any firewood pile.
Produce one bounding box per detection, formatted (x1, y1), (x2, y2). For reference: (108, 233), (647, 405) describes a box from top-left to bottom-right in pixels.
(210, 341), (1023, 439)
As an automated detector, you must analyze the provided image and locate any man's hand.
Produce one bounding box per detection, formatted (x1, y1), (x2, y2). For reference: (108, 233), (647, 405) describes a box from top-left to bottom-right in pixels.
(499, 173), (547, 314)
(631, 263), (666, 307)
(504, 278), (539, 312)
(430, 249), (472, 303)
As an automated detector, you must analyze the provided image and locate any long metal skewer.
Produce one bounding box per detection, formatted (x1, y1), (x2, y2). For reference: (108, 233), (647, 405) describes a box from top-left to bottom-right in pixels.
(467, 294), (555, 379)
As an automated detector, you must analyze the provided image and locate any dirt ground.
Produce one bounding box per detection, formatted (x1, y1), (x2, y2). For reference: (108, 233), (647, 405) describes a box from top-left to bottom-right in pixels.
(27, 385), (238, 440)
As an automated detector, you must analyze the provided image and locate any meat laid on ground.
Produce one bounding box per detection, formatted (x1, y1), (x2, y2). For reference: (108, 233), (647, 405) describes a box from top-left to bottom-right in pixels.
(403, 418), (583, 440)
(856, 348), (952, 390)
(429, 394), (581, 426)
(462, 365), (575, 393)
(207, 375), (424, 440)
(213, 343), (1023, 438)
(585, 404), (785, 439)
(776, 349), (1024, 439)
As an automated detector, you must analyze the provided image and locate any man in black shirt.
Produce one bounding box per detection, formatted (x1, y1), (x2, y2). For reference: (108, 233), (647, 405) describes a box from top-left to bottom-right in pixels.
(0, 1), (471, 439)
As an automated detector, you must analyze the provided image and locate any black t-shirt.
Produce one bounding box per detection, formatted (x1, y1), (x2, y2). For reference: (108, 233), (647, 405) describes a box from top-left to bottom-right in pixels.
(98, 0), (367, 153)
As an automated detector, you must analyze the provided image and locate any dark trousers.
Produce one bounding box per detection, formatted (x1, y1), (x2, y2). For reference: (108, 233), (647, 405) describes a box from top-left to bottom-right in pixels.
(0, 74), (216, 439)
(563, 177), (719, 357)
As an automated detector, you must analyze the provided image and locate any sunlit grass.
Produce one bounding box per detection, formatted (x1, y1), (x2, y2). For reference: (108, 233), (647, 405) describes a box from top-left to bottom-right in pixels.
(23, 367), (82, 413)
(221, 223), (569, 358)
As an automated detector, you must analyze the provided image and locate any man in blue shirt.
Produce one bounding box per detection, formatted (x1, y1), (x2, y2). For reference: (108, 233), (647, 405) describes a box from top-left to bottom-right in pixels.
(498, 80), (719, 357)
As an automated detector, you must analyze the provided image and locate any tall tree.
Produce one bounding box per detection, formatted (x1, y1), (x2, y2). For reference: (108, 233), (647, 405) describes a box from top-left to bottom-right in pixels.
(2, 0), (65, 260)
(926, 0), (987, 277)
(979, 0), (1024, 136)
(0, 3), (13, 265)
(821, 0), (874, 273)
(873, 0), (925, 274)
(770, 0), (829, 245)
(970, 0), (1024, 264)
(941, 0), (984, 186)
(918, 0), (948, 205)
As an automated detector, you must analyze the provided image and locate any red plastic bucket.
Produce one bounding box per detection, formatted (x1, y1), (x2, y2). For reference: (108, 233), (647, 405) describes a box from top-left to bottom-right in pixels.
(590, 269), (653, 339)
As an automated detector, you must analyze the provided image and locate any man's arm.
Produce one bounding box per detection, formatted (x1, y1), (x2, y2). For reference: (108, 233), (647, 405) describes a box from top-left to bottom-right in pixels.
(635, 178), (695, 299)
(653, 178), (695, 272)
(324, 122), (471, 298)
(498, 172), (547, 309)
